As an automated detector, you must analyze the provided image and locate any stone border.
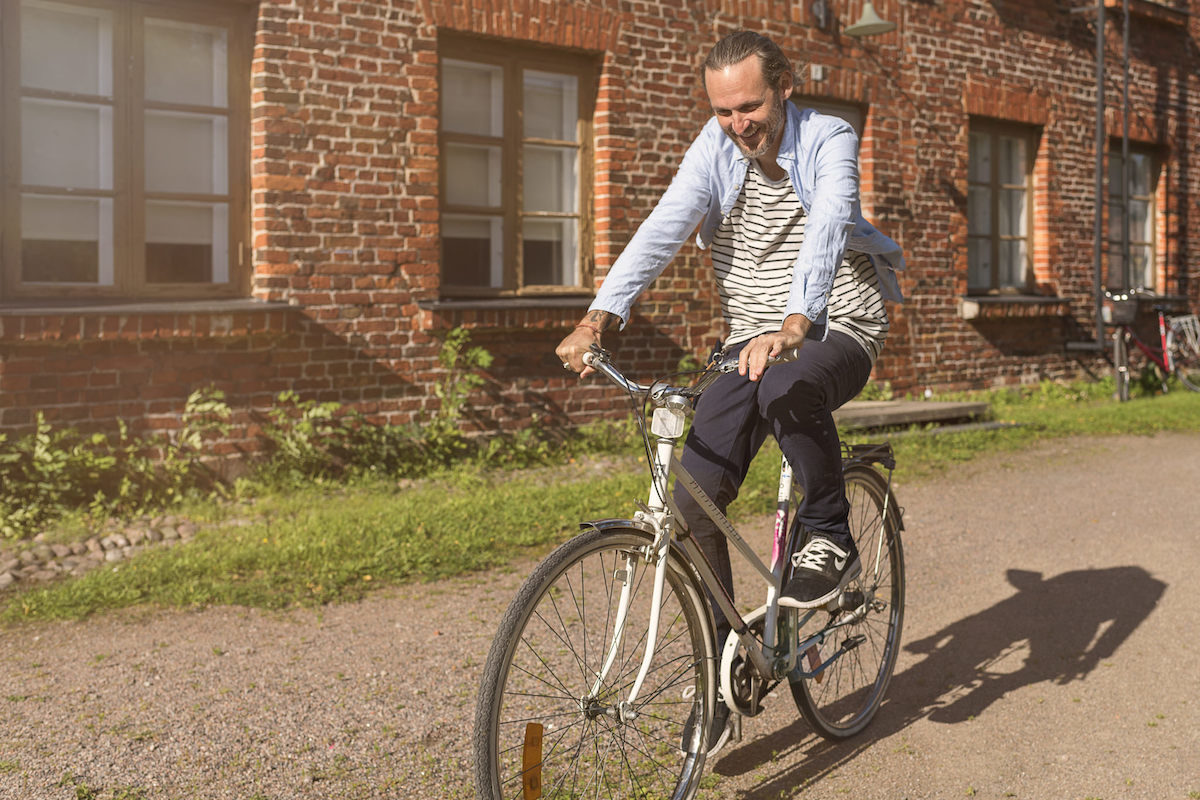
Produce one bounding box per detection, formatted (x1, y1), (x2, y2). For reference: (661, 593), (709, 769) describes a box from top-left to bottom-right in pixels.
(0, 516), (200, 590)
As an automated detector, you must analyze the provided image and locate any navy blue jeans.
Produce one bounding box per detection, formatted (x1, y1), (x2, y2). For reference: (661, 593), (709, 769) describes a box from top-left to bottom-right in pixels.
(671, 330), (874, 639)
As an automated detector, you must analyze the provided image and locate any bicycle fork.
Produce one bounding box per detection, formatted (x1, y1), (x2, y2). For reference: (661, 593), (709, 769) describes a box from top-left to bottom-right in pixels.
(587, 436), (678, 722)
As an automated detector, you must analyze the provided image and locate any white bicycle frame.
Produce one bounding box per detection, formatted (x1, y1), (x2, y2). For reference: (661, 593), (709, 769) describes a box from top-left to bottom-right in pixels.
(582, 350), (882, 719)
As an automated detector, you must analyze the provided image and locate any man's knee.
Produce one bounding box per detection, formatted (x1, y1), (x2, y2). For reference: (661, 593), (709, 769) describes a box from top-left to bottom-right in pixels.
(759, 368), (825, 421)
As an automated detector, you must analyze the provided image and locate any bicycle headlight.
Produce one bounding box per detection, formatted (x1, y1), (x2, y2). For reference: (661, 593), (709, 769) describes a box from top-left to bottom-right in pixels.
(651, 406), (686, 439)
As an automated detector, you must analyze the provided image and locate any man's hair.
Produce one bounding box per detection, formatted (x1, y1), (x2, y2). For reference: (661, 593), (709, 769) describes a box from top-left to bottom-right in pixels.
(702, 31), (793, 91)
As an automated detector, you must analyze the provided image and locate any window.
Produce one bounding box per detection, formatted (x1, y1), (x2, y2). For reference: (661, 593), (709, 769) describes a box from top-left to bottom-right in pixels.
(439, 37), (595, 295)
(1107, 147), (1158, 291)
(791, 97), (863, 138)
(967, 124), (1036, 294)
(1, 0), (251, 301)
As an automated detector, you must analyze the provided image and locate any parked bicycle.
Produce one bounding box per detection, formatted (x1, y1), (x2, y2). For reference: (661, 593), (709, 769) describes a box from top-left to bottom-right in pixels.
(1102, 291), (1200, 401)
(474, 346), (905, 800)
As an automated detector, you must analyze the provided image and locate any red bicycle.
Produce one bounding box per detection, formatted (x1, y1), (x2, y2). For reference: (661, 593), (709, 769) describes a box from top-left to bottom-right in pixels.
(1103, 291), (1200, 401)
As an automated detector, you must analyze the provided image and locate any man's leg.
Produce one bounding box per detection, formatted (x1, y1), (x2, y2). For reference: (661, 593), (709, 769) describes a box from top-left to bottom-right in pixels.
(757, 331), (874, 607)
(671, 349), (767, 647)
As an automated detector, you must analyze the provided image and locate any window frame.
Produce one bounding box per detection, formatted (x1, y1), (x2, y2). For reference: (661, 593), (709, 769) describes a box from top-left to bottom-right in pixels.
(966, 121), (1037, 296)
(0, 0), (253, 303)
(1106, 143), (1159, 293)
(437, 34), (596, 298)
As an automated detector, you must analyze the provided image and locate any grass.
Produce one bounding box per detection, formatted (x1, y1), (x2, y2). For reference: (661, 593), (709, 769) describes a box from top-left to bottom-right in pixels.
(3, 378), (1199, 623)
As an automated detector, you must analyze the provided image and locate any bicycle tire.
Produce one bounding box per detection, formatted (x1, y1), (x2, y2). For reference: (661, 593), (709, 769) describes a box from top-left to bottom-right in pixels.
(474, 526), (717, 800)
(1168, 328), (1200, 392)
(785, 465), (905, 741)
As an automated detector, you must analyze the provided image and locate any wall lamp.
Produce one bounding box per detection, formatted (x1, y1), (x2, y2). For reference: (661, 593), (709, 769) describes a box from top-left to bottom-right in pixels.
(810, 0), (897, 37)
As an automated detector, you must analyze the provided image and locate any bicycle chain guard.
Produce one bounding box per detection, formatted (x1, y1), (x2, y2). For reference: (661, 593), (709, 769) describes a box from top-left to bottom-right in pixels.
(719, 609), (772, 717)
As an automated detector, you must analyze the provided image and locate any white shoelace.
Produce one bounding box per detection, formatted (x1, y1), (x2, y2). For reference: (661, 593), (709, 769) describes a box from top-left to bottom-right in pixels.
(792, 538), (847, 572)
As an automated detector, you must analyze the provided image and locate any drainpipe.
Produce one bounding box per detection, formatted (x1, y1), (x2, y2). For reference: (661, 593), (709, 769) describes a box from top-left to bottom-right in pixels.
(1092, 0), (1107, 348)
(1072, 0), (1107, 352)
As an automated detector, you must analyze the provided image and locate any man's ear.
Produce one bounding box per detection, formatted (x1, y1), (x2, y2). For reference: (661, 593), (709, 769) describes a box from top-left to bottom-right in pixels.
(779, 70), (794, 101)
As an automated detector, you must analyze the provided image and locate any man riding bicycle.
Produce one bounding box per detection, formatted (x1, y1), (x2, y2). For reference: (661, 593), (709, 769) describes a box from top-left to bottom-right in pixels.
(556, 30), (904, 748)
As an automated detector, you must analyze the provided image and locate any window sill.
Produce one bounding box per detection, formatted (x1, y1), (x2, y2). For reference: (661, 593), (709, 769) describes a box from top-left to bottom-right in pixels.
(0, 298), (285, 316)
(958, 295), (1071, 321)
(0, 298), (292, 342)
(418, 296), (594, 312)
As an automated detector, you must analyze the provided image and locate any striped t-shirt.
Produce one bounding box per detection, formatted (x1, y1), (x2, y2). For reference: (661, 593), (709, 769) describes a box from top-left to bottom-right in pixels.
(710, 162), (889, 360)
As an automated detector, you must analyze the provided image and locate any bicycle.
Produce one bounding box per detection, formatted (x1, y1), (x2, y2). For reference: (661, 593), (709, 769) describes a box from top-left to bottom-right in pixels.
(1102, 291), (1200, 402)
(474, 346), (905, 800)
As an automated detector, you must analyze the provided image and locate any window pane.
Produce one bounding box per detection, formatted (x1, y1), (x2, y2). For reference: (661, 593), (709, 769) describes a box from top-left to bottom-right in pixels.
(445, 144), (501, 207)
(443, 215), (502, 287)
(21, 194), (113, 284)
(999, 240), (1026, 289)
(1132, 245), (1153, 289)
(1129, 153), (1152, 196)
(1129, 199), (1151, 243)
(968, 133), (991, 183)
(523, 145), (577, 213)
(523, 219), (577, 286)
(524, 70), (578, 142)
(145, 201), (228, 283)
(145, 111), (228, 194)
(1106, 246), (1125, 289)
(21, 0), (112, 96)
(21, 98), (113, 189)
(1108, 204), (1125, 243)
(442, 60), (502, 137)
(967, 186), (991, 236)
(998, 188), (1026, 237)
(967, 238), (990, 290)
(145, 18), (228, 107)
(997, 136), (1026, 185)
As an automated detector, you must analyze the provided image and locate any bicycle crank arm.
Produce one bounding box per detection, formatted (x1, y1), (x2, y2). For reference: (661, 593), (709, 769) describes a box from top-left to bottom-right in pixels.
(788, 634), (867, 682)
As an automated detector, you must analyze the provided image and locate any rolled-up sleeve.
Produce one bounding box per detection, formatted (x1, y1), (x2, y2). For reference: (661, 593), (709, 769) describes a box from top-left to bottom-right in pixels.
(784, 126), (859, 323)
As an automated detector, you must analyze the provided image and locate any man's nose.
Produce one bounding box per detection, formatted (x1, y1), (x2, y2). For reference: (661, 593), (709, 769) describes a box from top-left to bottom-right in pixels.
(732, 113), (752, 133)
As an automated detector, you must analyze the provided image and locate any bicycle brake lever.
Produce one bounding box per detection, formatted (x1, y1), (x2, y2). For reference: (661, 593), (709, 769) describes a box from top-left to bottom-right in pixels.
(582, 345), (611, 368)
(768, 347), (802, 365)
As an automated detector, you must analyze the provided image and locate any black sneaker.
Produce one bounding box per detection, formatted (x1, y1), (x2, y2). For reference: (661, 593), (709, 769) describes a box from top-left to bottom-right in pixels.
(779, 535), (861, 609)
(679, 695), (732, 756)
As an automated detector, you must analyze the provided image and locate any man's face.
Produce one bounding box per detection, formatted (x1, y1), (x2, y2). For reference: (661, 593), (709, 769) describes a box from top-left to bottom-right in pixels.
(704, 56), (793, 160)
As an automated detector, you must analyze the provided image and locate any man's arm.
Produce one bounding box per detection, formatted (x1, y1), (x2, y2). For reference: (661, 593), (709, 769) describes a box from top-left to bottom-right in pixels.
(738, 313), (812, 382)
(556, 124), (720, 376)
(556, 310), (621, 376)
(785, 124), (859, 325)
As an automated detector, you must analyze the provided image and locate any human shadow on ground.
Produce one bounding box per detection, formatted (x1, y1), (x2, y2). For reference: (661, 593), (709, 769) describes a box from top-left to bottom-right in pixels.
(711, 565), (1167, 799)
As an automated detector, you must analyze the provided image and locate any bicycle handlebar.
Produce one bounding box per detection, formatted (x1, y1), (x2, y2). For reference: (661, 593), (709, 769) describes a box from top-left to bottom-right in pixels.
(582, 345), (802, 405)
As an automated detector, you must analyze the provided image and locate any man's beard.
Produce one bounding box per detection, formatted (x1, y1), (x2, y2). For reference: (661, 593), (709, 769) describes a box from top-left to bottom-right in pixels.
(725, 94), (786, 159)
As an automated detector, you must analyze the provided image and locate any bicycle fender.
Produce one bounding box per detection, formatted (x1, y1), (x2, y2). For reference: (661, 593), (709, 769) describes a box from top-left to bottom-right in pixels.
(578, 518), (657, 537)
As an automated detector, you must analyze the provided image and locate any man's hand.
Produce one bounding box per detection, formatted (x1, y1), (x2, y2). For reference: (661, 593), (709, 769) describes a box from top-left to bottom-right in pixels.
(556, 311), (619, 377)
(738, 313), (812, 381)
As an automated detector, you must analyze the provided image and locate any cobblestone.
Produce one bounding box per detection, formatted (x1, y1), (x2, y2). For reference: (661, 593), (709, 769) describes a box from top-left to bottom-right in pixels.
(0, 514), (202, 592)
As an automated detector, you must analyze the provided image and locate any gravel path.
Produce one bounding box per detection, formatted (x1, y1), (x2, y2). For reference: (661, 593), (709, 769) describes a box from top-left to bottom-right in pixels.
(2, 432), (1198, 800)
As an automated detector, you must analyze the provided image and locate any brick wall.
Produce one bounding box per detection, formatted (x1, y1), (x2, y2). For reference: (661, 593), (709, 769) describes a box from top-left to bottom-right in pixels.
(2, 0), (1198, 448)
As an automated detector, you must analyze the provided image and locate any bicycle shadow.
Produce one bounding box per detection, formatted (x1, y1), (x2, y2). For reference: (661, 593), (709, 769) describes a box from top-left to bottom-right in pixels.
(711, 565), (1167, 798)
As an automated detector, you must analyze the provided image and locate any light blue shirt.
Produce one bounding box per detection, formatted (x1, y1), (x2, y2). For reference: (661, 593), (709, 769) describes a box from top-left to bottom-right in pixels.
(590, 104), (904, 334)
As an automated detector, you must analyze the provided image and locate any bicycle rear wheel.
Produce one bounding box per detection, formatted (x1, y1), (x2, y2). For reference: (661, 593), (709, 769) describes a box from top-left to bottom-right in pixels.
(474, 526), (716, 800)
(786, 465), (905, 740)
(1169, 327), (1200, 392)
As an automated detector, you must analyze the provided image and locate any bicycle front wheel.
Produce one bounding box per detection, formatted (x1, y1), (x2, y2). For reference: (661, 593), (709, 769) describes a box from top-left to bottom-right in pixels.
(474, 526), (716, 800)
(1169, 328), (1200, 392)
(787, 465), (905, 740)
